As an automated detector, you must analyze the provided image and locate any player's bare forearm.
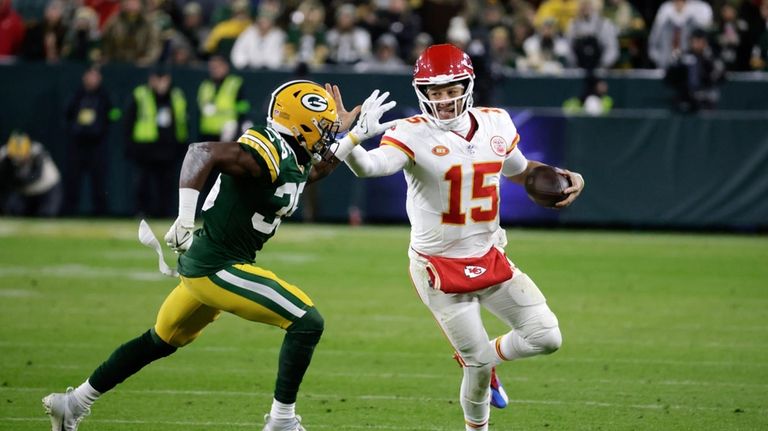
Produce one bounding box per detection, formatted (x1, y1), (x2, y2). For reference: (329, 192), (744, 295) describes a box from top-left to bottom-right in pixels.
(308, 155), (342, 184)
(179, 142), (262, 190)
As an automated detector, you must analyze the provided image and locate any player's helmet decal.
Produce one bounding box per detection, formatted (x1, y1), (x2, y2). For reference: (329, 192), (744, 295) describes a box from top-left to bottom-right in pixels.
(301, 93), (329, 112)
(267, 80), (339, 158)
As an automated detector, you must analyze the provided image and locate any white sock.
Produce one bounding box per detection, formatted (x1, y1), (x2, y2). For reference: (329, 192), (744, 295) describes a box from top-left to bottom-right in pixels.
(461, 367), (490, 431)
(71, 380), (101, 409)
(269, 398), (295, 420)
(465, 419), (489, 431)
(491, 331), (535, 363)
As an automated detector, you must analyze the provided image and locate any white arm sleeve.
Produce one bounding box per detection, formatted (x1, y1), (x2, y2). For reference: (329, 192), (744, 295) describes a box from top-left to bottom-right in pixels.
(344, 144), (410, 178)
(502, 147), (528, 177)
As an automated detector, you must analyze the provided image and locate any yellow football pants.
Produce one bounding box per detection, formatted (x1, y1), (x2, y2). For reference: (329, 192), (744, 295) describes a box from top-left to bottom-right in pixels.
(154, 263), (314, 347)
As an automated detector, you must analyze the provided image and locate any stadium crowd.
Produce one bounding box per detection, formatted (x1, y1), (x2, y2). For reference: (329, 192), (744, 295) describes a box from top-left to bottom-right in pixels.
(1, 0), (767, 73)
(2, 0), (768, 217)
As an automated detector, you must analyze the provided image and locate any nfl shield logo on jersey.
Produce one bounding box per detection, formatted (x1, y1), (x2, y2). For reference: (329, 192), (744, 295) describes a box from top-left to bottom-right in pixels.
(464, 265), (486, 278)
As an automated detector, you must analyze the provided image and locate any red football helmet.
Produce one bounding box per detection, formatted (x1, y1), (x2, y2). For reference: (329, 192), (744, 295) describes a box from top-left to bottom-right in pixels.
(412, 44), (475, 128)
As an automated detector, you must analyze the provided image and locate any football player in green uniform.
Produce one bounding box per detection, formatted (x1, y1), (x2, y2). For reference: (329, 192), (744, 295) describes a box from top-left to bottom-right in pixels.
(42, 80), (398, 431)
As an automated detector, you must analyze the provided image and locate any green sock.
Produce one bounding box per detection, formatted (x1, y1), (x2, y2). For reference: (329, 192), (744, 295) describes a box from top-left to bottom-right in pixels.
(89, 329), (177, 393)
(274, 308), (324, 404)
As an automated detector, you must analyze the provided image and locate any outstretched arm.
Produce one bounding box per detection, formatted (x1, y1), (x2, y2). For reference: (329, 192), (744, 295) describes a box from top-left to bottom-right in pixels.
(345, 145), (409, 178)
(307, 85), (400, 184)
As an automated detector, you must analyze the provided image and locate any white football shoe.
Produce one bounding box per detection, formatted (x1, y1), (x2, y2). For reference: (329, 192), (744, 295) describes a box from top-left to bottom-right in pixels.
(263, 413), (306, 431)
(42, 387), (90, 431)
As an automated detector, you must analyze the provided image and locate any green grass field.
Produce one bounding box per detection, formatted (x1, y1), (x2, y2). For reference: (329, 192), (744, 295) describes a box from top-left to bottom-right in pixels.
(0, 219), (766, 430)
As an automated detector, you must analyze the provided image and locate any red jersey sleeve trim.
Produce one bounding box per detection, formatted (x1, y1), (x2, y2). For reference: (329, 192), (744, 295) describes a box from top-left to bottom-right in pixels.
(381, 136), (415, 160)
(506, 133), (520, 155)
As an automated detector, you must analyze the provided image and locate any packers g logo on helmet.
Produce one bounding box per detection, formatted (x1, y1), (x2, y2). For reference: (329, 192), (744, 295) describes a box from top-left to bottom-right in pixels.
(267, 80), (339, 157)
(300, 93), (329, 112)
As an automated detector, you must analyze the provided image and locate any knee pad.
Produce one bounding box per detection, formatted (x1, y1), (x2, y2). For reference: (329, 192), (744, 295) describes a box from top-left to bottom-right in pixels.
(530, 326), (562, 354)
(287, 307), (324, 337)
(149, 328), (178, 357)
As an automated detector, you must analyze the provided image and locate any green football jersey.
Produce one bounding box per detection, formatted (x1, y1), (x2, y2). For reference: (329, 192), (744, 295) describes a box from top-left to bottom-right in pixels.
(178, 125), (311, 277)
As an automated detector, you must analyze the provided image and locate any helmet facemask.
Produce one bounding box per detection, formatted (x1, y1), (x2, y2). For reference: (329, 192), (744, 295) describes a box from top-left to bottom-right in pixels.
(412, 44), (476, 130)
(301, 116), (340, 162)
(414, 79), (474, 130)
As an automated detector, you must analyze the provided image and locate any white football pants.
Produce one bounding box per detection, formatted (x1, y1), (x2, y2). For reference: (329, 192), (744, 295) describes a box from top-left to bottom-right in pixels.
(409, 252), (562, 429)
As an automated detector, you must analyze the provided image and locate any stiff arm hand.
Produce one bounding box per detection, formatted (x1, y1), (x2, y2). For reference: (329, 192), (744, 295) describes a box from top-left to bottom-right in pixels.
(330, 88), (400, 160)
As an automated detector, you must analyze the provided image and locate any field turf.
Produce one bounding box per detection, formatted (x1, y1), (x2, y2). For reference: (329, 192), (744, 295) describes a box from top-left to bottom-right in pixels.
(0, 219), (766, 430)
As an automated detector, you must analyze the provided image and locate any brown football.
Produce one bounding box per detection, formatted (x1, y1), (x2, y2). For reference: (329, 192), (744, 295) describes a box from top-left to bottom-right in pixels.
(524, 165), (571, 208)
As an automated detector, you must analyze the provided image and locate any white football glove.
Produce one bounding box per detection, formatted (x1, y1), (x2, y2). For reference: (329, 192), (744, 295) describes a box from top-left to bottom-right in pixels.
(347, 89), (398, 143)
(164, 218), (194, 253)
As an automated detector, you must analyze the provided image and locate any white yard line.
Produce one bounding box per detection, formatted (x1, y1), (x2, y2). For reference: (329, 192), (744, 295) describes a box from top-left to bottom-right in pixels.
(0, 264), (164, 281)
(1, 340), (766, 368)
(3, 387), (764, 414)
(9, 362), (768, 390)
(0, 417), (446, 430)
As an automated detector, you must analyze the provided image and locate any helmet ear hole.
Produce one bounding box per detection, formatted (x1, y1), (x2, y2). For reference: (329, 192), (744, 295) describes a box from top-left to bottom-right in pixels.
(300, 124), (313, 133)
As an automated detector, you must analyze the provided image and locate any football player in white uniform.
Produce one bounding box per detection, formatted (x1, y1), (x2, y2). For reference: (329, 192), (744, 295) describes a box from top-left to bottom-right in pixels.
(335, 44), (585, 430)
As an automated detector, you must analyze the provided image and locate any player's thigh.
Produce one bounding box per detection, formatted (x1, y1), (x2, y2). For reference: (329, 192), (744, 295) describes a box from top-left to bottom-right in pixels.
(409, 258), (493, 366)
(481, 271), (559, 335)
(183, 263), (315, 330)
(155, 283), (222, 347)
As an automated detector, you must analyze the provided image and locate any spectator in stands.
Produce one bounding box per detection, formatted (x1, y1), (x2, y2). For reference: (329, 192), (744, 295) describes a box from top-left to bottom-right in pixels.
(124, 64), (188, 217)
(63, 65), (116, 216)
(21, 0), (68, 62)
(467, 2), (508, 45)
(178, 1), (209, 61)
(0, 132), (62, 217)
(230, 7), (286, 69)
(326, 3), (372, 65)
(284, 0), (329, 68)
(509, 17), (534, 69)
(714, 1), (752, 71)
(197, 54), (249, 142)
(417, 0), (462, 44)
(364, 0), (421, 62)
(566, 0), (619, 71)
(535, 0), (579, 34)
(603, 0), (646, 68)
(203, 0), (251, 57)
(85, 0), (120, 30)
(750, 0), (768, 71)
(664, 28), (725, 112)
(355, 33), (408, 72)
(408, 31), (433, 64)
(519, 18), (571, 73)
(168, 33), (197, 66)
(101, 0), (161, 65)
(62, 6), (102, 63)
(648, 0), (713, 69)
(488, 25), (516, 70)
(146, 0), (177, 57)
(0, 0), (26, 58)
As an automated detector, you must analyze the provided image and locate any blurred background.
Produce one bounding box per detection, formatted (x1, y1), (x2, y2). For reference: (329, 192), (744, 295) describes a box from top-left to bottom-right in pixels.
(0, 0), (766, 231)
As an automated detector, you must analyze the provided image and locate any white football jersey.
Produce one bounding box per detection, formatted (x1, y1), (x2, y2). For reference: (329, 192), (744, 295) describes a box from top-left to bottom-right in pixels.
(380, 107), (526, 258)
